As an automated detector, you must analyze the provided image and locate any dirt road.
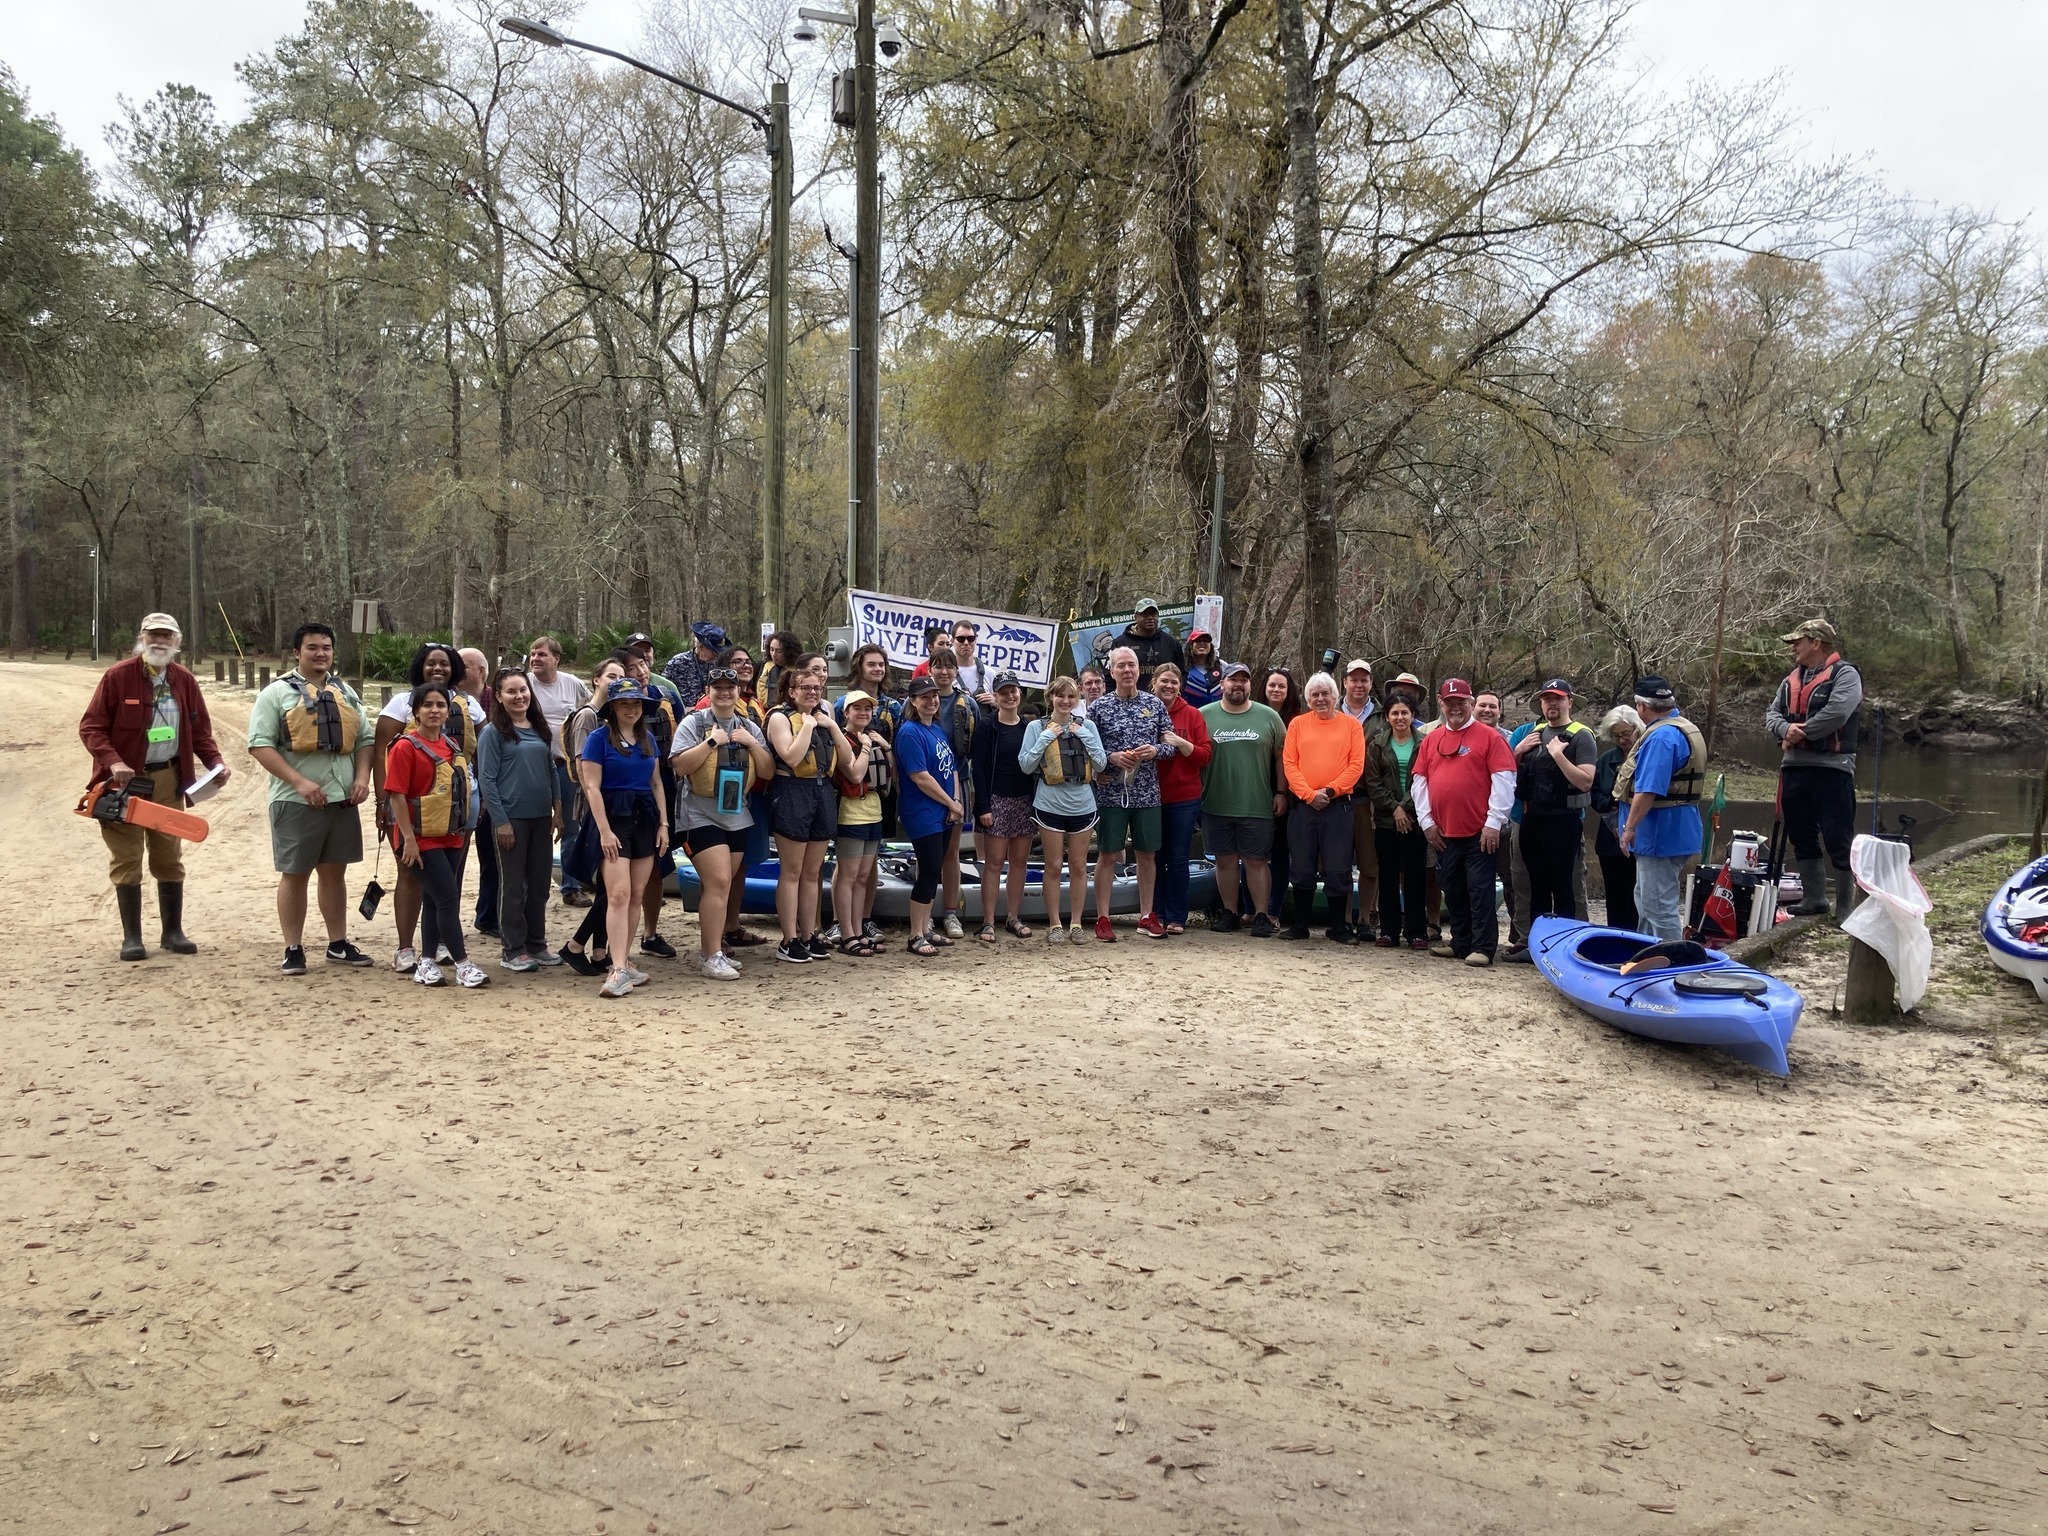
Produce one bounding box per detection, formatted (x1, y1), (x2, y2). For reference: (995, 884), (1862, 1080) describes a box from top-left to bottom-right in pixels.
(4, 659), (2044, 1533)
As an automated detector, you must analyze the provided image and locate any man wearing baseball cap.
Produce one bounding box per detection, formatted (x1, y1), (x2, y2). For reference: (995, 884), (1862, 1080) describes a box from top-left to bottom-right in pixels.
(662, 621), (729, 712)
(1411, 677), (1516, 966)
(1616, 674), (1707, 942)
(1113, 597), (1185, 689)
(1339, 659), (1382, 940)
(1503, 679), (1597, 960)
(1766, 618), (1862, 918)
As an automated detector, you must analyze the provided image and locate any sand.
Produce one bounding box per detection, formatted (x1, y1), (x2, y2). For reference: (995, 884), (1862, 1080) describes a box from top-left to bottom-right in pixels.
(3, 657), (2045, 1534)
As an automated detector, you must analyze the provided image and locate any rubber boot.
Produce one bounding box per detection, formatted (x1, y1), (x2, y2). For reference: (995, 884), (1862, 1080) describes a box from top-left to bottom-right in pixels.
(158, 882), (198, 954)
(1832, 865), (1858, 923)
(117, 885), (147, 962)
(1789, 857), (1830, 916)
(1282, 888), (1316, 940)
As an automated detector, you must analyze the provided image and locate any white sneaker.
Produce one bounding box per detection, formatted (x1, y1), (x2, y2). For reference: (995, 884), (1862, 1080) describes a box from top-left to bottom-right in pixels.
(434, 945), (453, 964)
(454, 961), (490, 988)
(1046, 924), (1066, 944)
(1068, 923), (1089, 944)
(622, 965), (651, 988)
(717, 950), (743, 973)
(942, 912), (964, 940)
(414, 959), (445, 987)
(821, 922), (843, 945)
(392, 946), (419, 974)
(599, 969), (634, 998)
(699, 953), (741, 980)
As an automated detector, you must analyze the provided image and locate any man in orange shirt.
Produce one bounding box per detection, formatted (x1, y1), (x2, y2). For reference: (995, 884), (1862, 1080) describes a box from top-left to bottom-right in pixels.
(1280, 672), (1366, 942)
(1412, 677), (1516, 966)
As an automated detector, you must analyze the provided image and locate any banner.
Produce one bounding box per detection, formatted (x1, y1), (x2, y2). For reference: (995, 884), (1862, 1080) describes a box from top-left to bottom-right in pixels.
(847, 588), (1061, 688)
(1066, 601), (1196, 676)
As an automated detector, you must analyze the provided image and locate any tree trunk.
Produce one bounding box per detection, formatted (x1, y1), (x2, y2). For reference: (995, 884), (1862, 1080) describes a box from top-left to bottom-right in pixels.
(1277, 0), (1336, 672)
(4, 375), (32, 652)
(187, 457), (208, 661)
(1158, 0), (1213, 576)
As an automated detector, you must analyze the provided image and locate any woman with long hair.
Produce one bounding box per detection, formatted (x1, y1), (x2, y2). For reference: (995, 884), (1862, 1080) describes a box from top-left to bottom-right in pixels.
(1149, 662), (1214, 935)
(759, 630), (803, 709)
(1258, 666), (1304, 924)
(1591, 704), (1645, 933)
(579, 676), (666, 998)
(894, 676), (963, 956)
(1181, 631), (1221, 708)
(385, 683), (488, 989)
(478, 667), (563, 972)
(1018, 675), (1106, 943)
(839, 643), (901, 945)
(1367, 697), (1431, 949)
(767, 664), (861, 963)
(827, 690), (891, 955)
(970, 672), (1036, 941)
(705, 644), (774, 958)
(618, 645), (681, 961)
(671, 661), (776, 979)
(373, 641), (467, 974)
(558, 652), (629, 974)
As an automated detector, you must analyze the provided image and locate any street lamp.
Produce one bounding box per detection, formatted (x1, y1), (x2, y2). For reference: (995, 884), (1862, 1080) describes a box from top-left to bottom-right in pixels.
(499, 16), (792, 632)
(792, 2), (892, 593)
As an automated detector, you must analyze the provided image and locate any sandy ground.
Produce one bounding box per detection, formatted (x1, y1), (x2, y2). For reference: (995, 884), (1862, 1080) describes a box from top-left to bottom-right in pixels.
(3, 656), (2046, 1536)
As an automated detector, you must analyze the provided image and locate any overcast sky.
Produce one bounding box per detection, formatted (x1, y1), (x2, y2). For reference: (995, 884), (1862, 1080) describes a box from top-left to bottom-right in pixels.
(7, 0), (2045, 223)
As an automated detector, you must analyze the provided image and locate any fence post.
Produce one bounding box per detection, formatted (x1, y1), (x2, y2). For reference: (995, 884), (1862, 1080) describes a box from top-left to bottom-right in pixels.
(214, 660), (224, 682)
(258, 666), (271, 689)
(1843, 937), (1896, 1023)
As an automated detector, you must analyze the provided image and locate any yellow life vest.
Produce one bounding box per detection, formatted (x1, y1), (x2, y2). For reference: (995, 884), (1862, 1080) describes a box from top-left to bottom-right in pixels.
(1037, 723), (1095, 786)
(684, 710), (760, 798)
(397, 731), (476, 838)
(282, 674), (362, 755)
(1615, 713), (1706, 809)
(771, 703), (835, 779)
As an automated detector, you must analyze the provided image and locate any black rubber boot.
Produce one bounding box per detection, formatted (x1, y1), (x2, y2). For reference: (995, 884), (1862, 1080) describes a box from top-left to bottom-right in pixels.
(158, 882), (198, 954)
(1282, 888), (1316, 940)
(117, 885), (147, 962)
(1832, 866), (1857, 923)
(1789, 857), (1831, 916)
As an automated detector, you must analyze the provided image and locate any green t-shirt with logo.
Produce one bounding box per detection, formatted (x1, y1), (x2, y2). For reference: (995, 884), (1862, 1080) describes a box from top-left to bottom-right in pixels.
(1198, 700), (1285, 819)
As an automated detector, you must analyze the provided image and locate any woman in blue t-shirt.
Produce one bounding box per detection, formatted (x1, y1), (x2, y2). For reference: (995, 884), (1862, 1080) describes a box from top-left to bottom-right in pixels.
(578, 677), (666, 997)
(893, 676), (963, 957)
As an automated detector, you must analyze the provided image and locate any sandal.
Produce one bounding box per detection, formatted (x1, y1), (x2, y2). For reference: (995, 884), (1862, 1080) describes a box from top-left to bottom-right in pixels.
(837, 935), (877, 957)
(907, 933), (940, 958)
(978, 924), (998, 944)
(1006, 919), (1032, 939)
(927, 927), (955, 948)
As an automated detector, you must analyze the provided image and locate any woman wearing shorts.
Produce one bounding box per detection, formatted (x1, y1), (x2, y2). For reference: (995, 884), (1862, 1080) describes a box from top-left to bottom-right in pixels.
(558, 652), (629, 974)
(969, 671), (1036, 940)
(767, 667), (861, 964)
(1149, 662), (1214, 934)
(670, 663), (775, 980)
(1018, 675), (1106, 943)
(578, 676), (666, 998)
(894, 676), (964, 957)
(826, 689), (891, 955)
(385, 683), (487, 988)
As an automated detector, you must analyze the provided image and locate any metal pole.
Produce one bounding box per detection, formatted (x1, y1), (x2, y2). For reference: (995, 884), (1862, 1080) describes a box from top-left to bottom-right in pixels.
(1208, 465), (1223, 595)
(852, 0), (881, 589)
(761, 82), (791, 631)
(845, 246), (860, 586)
(89, 548), (101, 661)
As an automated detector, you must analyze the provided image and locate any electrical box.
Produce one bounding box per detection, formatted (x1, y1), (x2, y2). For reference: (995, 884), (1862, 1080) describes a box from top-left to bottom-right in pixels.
(832, 69), (858, 128)
(826, 625), (855, 686)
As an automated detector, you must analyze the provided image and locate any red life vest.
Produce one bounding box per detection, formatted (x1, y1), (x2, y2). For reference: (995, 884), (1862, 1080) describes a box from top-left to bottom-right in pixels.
(1783, 654), (1857, 755)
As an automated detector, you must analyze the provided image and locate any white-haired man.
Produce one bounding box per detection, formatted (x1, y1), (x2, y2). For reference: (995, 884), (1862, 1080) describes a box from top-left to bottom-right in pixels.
(1088, 645), (1179, 939)
(79, 613), (230, 960)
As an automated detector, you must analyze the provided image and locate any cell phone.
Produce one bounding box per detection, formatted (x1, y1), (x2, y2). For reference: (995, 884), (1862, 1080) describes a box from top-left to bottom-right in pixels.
(358, 879), (386, 922)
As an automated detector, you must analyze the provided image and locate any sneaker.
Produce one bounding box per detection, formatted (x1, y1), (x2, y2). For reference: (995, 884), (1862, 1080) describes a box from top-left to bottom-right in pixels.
(1375, 933), (1399, 948)
(1046, 924), (1066, 945)
(621, 965), (651, 988)
(1212, 909), (1242, 933)
(1430, 943), (1459, 959)
(776, 938), (812, 964)
(1248, 913), (1277, 938)
(562, 888), (594, 908)
(474, 923), (501, 940)
(640, 932), (677, 959)
(1465, 951), (1494, 968)
(531, 949), (563, 967)
(326, 940), (373, 967)
(1135, 913), (1166, 939)
(1409, 938), (1430, 951)
(1327, 924), (1358, 945)
(454, 961), (491, 988)
(434, 945), (453, 965)
(1502, 945), (1532, 964)
(725, 927), (770, 948)
(717, 946), (745, 972)
(1068, 923), (1089, 944)
(1281, 922), (1311, 941)
(1093, 916), (1115, 944)
(821, 922), (844, 945)
(808, 933), (832, 960)
(699, 952), (741, 980)
(558, 945), (602, 977)
(391, 945), (420, 974)
(599, 969), (634, 998)
(414, 959), (445, 987)
(942, 912), (965, 941)
(499, 953), (539, 973)
(861, 920), (883, 942)
(1355, 924), (1378, 944)
(280, 945), (308, 976)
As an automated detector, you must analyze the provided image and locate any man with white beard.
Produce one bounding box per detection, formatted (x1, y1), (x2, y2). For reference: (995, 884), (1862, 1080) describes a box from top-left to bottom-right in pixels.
(78, 613), (231, 960)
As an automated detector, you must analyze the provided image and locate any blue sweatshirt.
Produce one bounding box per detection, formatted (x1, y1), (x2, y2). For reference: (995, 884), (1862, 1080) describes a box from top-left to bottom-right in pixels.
(478, 723), (560, 823)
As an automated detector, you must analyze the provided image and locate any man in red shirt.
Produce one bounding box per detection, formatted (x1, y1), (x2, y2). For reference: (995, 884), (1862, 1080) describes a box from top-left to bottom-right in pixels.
(1411, 677), (1515, 966)
(78, 613), (229, 961)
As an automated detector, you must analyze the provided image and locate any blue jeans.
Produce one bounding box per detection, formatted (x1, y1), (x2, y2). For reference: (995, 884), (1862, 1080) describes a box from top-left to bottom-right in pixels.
(1157, 799), (1202, 926)
(555, 760), (584, 895)
(1634, 853), (1690, 942)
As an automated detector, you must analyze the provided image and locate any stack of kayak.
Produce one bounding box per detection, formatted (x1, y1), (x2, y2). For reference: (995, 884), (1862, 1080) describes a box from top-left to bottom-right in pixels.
(1983, 854), (2048, 1003)
(1529, 916), (1804, 1077)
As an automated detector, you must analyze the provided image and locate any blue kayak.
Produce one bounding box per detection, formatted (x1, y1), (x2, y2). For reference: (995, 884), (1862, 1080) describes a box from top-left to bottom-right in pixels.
(1982, 853), (2048, 1003)
(1529, 916), (1803, 1077)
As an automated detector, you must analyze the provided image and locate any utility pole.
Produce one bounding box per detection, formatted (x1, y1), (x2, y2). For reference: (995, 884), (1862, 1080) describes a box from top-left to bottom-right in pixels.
(851, 0), (882, 590)
(761, 80), (791, 629)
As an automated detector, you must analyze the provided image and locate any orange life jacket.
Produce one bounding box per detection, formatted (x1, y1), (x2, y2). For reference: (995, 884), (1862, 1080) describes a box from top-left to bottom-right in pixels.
(1783, 654), (1857, 755)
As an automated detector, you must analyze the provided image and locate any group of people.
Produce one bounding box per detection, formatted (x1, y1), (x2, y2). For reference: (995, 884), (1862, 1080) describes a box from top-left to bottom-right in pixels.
(78, 601), (1865, 990)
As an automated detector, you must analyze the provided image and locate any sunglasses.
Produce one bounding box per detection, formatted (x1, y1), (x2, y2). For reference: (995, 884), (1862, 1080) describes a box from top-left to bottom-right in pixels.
(953, 631), (976, 641)
(708, 668), (740, 683)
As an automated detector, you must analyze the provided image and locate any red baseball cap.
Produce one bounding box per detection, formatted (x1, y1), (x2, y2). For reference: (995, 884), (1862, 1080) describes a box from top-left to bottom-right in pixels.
(1437, 677), (1474, 700)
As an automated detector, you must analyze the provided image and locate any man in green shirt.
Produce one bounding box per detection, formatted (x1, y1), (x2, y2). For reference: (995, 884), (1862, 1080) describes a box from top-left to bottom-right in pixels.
(1199, 662), (1287, 936)
(246, 622), (376, 974)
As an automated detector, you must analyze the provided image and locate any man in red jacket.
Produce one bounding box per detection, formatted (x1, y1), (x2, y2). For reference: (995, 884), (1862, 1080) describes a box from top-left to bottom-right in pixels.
(77, 613), (230, 961)
(1412, 677), (1515, 967)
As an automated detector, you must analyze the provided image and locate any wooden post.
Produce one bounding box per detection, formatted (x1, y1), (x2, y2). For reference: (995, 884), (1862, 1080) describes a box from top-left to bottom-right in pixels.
(214, 660), (224, 682)
(1844, 936), (1896, 1022)
(258, 666), (271, 689)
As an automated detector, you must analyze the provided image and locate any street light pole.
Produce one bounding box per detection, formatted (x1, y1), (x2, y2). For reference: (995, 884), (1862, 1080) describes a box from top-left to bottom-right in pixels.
(498, 17), (789, 628)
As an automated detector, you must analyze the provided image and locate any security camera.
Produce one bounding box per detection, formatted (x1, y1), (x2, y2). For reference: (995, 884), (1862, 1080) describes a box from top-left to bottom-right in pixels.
(876, 22), (905, 59)
(792, 15), (819, 42)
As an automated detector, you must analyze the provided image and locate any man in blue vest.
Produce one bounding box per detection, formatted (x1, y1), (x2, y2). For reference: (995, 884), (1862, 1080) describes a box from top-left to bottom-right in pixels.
(1766, 618), (1863, 918)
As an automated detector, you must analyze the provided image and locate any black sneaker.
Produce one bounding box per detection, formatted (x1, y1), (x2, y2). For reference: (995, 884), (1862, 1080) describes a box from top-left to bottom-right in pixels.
(562, 889), (594, 908)
(861, 920), (883, 942)
(280, 945), (308, 975)
(807, 933), (832, 960)
(1327, 924), (1358, 945)
(776, 937), (812, 964)
(1212, 909), (1242, 933)
(1280, 922), (1311, 941)
(558, 944), (602, 977)
(1502, 944), (1533, 964)
(325, 940), (373, 967)
(1355, 923), (1378, 944)
(474, 922), (501, 939)
(640, 933), (678, 959)
(1248, 913), (1277, 938)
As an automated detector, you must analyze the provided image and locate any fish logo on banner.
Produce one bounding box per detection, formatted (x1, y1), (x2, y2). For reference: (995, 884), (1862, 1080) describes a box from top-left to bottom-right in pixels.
(846, 588), (1059, 688)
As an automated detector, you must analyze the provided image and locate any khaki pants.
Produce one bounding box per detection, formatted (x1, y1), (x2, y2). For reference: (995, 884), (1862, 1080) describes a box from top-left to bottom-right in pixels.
(103, 769), (186, 887)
